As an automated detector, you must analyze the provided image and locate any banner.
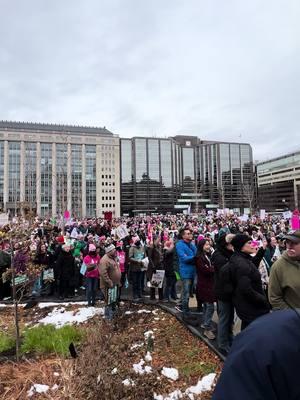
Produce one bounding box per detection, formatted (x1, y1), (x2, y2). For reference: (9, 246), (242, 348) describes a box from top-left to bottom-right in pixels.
(291, 210), (300, 230)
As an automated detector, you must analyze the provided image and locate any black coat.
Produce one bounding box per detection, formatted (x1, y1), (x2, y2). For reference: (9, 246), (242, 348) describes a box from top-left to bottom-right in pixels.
(56, 250), (75, 280)
(230, 251), (270, 324)
(211, 247), (233, 302)
(163, 248), (175, 277)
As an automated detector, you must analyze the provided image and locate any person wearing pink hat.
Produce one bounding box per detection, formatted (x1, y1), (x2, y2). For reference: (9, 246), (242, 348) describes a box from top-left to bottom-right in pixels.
(83, 243), (100, 306)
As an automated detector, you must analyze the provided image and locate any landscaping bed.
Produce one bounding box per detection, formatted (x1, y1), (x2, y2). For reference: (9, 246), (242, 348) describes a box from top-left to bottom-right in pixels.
(0, 302), (222, 399)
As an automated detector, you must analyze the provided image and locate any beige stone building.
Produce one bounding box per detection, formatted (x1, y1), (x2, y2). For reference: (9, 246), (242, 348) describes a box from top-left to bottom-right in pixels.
(0, 121), (120, 217)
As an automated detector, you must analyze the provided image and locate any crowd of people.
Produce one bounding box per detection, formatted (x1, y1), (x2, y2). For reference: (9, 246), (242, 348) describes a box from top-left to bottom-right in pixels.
(0, 212), (299, 353)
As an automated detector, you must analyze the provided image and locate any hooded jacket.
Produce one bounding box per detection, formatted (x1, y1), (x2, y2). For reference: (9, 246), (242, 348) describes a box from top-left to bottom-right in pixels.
(268, 251), (300, 310)
(211, 235), (233, 301)
(212, 309), (300, 400)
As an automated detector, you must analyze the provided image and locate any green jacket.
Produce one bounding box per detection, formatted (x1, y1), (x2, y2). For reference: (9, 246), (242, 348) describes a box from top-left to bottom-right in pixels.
(268, 251), (300, 310)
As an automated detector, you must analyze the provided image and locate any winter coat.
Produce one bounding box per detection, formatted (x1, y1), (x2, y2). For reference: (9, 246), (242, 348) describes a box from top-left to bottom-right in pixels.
(229, 251), (270, 324)
(56, 250), (75, 280)
(83, 254), (100, 278)
(211, 247), (233, 302)
(175, 240), (197, 280)
(147, 245), (164, 280)
(195, 253), (216, 303)
(128, 245), (145, 272)
(212, 310), (300, 400)
(268, 251), (300, 310)
(99, 254), (121, 290)
(163, 247), (175, 278)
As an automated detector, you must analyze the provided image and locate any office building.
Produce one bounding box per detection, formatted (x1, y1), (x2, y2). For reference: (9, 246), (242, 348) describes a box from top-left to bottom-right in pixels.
(257, 151), (300, 212)
(0, 121), (120, 217)
(120, 135), (254, 215)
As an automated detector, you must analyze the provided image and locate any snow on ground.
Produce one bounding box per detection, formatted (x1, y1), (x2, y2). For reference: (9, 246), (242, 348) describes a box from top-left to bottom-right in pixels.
(38, 306), (104, 328)
(161, 367), (179, 381)
(130, 343), (144, 350)
(132, 359), (152, 375)
(185, 373), (216, 398)
(122, 378), (135, 386)
(38, 301), (87, 308)
(153, 373), (217, 400)
(27, 384), (49, 397)
(145, 351), (152, 362)
(144, 330), (155, 339)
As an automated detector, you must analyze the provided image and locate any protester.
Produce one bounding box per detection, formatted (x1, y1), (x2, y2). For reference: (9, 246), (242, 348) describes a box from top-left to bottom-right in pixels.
(99, 244), (121, 320)
(268, 230), (300, 310)
(128, 237), (145, 301)
(211, 233), (235, 353)
(147, 236), (164, 302)
(56, 244), (75, 300)
(212, 309), (300, 400)
(83, 243), (100, 306)
(195, 239), (216, 339)
(175, 228), (198, 326)
(163, 239), (177, 302)
(229, 234), (270, 330)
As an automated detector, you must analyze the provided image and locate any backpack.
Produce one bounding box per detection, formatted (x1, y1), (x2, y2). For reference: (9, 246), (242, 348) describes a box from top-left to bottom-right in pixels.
(218, 261), (235, 297)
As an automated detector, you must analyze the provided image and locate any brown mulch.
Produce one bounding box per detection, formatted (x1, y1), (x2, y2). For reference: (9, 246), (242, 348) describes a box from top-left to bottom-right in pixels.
(0, 302), (222, 400)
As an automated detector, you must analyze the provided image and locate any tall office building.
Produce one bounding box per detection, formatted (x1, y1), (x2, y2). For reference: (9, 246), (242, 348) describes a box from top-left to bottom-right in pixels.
(0, 121), (120, 217)
(120, 135), (254, 215)
(257, 151), (300, 212)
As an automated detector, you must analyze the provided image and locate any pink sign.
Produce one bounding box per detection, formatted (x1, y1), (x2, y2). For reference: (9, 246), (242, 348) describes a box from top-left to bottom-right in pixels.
(291, 210), (300, 230)
(64, 210), (70, 219)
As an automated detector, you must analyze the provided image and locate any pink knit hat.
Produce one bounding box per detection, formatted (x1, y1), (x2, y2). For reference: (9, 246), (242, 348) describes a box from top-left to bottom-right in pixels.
(89, 244), (96, 252)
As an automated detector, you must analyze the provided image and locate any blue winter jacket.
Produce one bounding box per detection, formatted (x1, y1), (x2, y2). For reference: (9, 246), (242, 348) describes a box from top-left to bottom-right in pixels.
(212, 309), (300, 400)
(175, 240), (197, 279)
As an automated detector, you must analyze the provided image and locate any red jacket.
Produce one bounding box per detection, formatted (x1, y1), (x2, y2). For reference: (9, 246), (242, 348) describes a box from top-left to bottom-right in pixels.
(195, 253), (216, 303)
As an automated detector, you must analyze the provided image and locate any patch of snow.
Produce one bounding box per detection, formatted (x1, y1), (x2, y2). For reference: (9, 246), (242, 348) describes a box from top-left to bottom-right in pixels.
(38, 301), (86, 308)
(154, 317), (160, 321)
(124, 311), (134, 315)
(152, 309), (160, 315)
(111, 368), (118, 375)
(122, 378), (135, 386)
(51, 384), (59, 390)
(97, 374), (101, 384)
(161, 367), (179, 381)
(185, 373), (216, 397)
(144, 351), (152, 362)
(130, 343), (144, 350)
(154, 391), (183, 400)
(27, 384), (49, 397)
(133, 359), (152, 375)
(53, 372), (60, 377)
(137, 309), (151, 314)
(38, 306), (104, 328)
(144, 330), (154, 339)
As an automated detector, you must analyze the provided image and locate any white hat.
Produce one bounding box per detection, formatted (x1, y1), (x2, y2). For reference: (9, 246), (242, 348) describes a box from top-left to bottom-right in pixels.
(105, 244), (115, 254)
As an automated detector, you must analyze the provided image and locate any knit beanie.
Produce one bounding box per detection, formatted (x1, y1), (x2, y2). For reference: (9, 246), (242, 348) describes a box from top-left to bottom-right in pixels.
(231, 234), (250, 251)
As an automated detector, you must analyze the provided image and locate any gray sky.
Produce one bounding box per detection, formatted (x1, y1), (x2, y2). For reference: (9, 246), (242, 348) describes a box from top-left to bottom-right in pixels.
(0, 0), (299, 161)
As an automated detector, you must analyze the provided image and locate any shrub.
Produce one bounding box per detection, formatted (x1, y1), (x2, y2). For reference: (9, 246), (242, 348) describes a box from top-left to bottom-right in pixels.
(0, 332), (15, 353)
(21, 324), (83, 356)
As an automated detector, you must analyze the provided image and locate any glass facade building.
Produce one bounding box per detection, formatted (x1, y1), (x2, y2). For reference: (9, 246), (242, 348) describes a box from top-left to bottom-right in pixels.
(121, 136), (254, 215)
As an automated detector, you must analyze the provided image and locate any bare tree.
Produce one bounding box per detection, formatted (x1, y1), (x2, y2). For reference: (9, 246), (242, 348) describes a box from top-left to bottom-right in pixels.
(242, 180), (256, 214)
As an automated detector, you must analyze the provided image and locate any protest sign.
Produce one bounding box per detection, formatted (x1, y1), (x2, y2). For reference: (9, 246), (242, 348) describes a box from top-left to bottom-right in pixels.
(150, 270), (165, 288)
(0, 213), (9, 226)
(108, 285), (119, 305)
(115, 224), (129, 239)
(291, 210), (300, 230)
(260, 209), (266, 220)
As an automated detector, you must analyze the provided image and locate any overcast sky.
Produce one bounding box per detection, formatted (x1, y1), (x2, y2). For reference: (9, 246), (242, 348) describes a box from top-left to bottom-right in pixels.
(0, 0), (299, 161)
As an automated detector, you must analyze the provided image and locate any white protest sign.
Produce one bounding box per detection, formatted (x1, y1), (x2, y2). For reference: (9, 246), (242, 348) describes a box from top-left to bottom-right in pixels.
(0, 213), (9, 226)
(260, 209), (266, 220)
(283, 211), (292, 220)
(115, 224), (129, 239)
(150, 270), (165, 288)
